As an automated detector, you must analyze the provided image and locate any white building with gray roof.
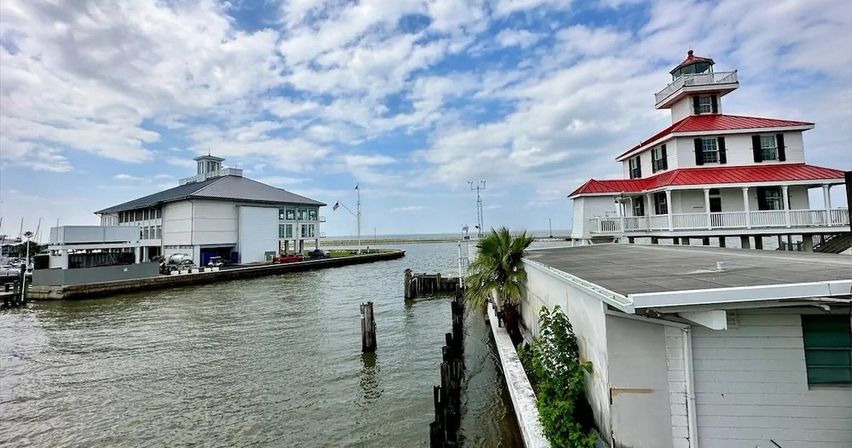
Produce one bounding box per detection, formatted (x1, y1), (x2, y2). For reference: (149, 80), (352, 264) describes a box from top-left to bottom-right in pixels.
(96, 155), (325, 265)
(521, 244), (851, 448)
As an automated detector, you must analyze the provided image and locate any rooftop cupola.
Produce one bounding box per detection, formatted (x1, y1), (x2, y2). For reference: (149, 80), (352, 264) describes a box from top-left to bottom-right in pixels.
(655, 50), (739, 111)
(179, 154), (243, 185)
(195, 154), (224, 175)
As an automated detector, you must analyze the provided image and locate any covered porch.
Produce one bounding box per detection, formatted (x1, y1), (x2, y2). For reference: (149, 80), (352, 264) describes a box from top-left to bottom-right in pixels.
(590, 183), (848, 235)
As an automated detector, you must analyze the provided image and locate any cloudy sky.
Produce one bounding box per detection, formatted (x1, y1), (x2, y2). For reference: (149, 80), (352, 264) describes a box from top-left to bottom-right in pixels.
(1, 0), (850, 237)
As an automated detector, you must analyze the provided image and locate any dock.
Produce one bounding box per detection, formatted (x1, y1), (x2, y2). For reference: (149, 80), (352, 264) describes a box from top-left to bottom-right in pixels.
(29, 250), (405, 300)
(404, 269), (462, 300)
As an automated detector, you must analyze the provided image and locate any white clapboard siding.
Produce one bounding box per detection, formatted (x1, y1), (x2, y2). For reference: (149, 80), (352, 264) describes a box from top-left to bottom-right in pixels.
(691, 309), (852, 448)
(664, 326), (690, 448)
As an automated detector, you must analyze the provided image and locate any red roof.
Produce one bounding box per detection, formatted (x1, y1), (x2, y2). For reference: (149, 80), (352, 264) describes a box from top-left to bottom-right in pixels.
(616, 114), (814, 161)
(568, 163), (845, 198)
(670, 50), (714, 74)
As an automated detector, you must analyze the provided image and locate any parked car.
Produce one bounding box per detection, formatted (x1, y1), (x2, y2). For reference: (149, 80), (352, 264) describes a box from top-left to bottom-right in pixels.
(273, 254), (304, 264)
(160, 253), (195, 274)
(307, 249), (330, 259)
(207, 256), (227, 268)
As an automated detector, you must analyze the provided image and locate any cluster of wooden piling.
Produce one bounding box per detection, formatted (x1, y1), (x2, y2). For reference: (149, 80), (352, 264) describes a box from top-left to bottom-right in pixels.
(1, 265), (28, 309)
(429, 292), (465, 447)
(360, 301), (377, 352)
(404, 269), (461, 300)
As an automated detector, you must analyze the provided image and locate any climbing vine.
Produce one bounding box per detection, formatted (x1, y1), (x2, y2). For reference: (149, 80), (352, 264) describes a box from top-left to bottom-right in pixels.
(519, 306), (596, 448)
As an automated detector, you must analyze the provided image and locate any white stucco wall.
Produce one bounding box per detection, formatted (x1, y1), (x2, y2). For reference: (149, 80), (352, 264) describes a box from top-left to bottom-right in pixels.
(237, 206), (278, 263)
(670, 96), (693, 122)
(572, 195), (620, 239)
(690, 308), (852, 448)
(522, 261), (613, 445)
(571, 198), (586, 239)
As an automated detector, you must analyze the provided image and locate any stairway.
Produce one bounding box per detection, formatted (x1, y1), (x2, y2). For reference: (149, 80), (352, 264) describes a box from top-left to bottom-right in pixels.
(813, 233), (852, 254)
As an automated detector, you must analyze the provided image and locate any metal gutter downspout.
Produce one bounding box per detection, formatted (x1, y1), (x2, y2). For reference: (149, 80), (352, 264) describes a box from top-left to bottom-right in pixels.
(682, 326), (698, 448)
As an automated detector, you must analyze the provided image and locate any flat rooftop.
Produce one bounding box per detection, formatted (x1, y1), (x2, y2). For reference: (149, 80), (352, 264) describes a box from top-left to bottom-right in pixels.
(524, 244), (852, 297)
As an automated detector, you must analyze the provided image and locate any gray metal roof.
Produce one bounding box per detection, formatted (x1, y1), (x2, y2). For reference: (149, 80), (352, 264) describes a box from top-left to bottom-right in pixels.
(96, 175), (325, 214)
(524, 244), (852, 296)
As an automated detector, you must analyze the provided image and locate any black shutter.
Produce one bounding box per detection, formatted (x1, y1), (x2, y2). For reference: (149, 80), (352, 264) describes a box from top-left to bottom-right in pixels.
(693, 96), (700, 114)
(752, 135), (762, 162)
(661, 144), (668, 170)
(636, 157), (642, 178)
(711, 95), (718, 114)
(694, 138), (704, 165)
(777, 133), (786, 161)
(718, 137), (727, 164)
(756, 187), (768, 211)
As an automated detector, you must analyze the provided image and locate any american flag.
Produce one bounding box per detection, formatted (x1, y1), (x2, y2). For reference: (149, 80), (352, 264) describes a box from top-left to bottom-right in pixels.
(333, 202), (340, 211)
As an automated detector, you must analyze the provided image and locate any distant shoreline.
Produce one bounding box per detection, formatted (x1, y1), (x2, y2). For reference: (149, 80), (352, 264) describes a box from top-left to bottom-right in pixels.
(322, 235), (573, 245)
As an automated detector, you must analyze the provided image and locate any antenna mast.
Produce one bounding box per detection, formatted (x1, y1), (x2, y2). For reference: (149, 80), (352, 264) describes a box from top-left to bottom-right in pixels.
(468, 180), (486, 238)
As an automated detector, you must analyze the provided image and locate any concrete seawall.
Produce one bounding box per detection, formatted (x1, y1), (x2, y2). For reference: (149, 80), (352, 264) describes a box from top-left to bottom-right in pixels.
(29, 250), (405, 300)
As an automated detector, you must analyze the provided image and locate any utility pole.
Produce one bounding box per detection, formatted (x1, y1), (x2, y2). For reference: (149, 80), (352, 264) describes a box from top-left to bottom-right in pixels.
(468, 180), (486, 238)
(548, 218), (553, 238)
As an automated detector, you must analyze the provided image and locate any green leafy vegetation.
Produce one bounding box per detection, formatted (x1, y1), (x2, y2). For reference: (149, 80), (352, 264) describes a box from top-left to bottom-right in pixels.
(464, 227), (534, 342)
(519, 306), (597, 448)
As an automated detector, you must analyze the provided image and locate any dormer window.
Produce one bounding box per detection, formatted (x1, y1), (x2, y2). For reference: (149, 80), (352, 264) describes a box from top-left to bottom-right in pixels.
(629, 156), (642, 179)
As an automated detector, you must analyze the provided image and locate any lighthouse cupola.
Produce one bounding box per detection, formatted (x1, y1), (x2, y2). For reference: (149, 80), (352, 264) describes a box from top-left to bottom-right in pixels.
(655, 50), (739, 122)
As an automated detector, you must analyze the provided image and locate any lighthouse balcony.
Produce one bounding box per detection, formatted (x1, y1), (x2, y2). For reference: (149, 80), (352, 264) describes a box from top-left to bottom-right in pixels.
(655, 70), (738, 109)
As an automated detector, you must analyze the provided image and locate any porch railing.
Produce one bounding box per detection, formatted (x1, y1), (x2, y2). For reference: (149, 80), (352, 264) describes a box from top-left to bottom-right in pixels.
(589, 208), (849, 235)
(654, 70), (738, 105)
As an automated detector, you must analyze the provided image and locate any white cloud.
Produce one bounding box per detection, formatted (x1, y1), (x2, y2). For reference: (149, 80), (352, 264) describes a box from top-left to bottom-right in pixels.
(496, 29), (544, 48)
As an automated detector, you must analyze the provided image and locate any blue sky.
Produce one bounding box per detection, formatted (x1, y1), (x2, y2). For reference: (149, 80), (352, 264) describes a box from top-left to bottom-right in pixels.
(1, 0), (850, 238)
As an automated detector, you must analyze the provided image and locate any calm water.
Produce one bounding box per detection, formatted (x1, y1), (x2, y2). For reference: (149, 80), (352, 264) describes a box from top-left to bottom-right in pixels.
(1, 243), (521, 447)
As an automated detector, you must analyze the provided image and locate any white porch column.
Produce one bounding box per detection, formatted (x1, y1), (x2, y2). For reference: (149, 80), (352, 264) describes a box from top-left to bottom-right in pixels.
(742, 187), (751, 229)
(703, 188), (712, 229)
(645, 194), (652, 229)
(823, 185), (833, 227)
(665, 190), (673, 231)
(782, 185), (790, 227)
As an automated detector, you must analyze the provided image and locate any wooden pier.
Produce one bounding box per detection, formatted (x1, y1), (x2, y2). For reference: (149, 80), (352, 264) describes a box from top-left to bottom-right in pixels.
(404, 269), (462, 300)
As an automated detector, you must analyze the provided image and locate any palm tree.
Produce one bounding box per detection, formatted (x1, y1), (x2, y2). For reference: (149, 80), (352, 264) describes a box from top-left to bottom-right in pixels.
(464, 227), (534, 343)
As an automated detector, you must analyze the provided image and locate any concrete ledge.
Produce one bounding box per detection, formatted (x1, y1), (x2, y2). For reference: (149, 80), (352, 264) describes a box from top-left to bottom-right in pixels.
(29, 250), (405, 300)
(487, 304), (550, 448)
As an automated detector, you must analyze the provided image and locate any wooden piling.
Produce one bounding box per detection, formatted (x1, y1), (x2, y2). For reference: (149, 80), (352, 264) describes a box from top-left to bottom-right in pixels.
(360, 302), (376, 352)
(429, 294), (465, 447)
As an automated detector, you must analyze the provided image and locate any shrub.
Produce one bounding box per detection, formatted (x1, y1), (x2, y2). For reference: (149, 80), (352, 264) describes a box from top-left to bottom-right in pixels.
(519, 306), (596, 448)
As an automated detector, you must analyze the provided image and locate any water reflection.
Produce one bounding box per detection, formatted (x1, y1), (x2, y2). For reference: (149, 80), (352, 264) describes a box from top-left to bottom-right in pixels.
(359, 351), (382, 403)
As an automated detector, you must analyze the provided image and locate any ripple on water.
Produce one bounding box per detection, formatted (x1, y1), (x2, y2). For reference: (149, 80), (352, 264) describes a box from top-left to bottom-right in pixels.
(0, 243), (520, 447)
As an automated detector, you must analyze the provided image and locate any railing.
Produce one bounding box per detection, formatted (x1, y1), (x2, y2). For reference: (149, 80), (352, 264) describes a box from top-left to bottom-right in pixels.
(672, 213), (708, 230)
(710, 211), (747, 228)
(654, 70), (738, 105)
(749, 210), (787, 227)
(589, 208), (849, 235)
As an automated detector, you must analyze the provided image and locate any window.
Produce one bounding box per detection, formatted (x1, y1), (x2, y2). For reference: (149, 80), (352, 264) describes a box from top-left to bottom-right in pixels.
(697, 96), (712, 114)
(653, 192), (668, 215)
(143, 227), (149, 239)
(298, 208), (309, 220)
(308, 208), (318, 221)
(757, 187), (784, 211)
(629, 156), (642, 179)
(701, 138), (719, 163)
(802, 315), (851, 385)
(632, 197), (645, 217)
(301, 224), (315, 238)
(279, 224), (293, 238)
(286, 208), (296, 220)
(651, 145), (667, 172)
(760, 135), (777, 161)
(155, 225), (162, 239)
